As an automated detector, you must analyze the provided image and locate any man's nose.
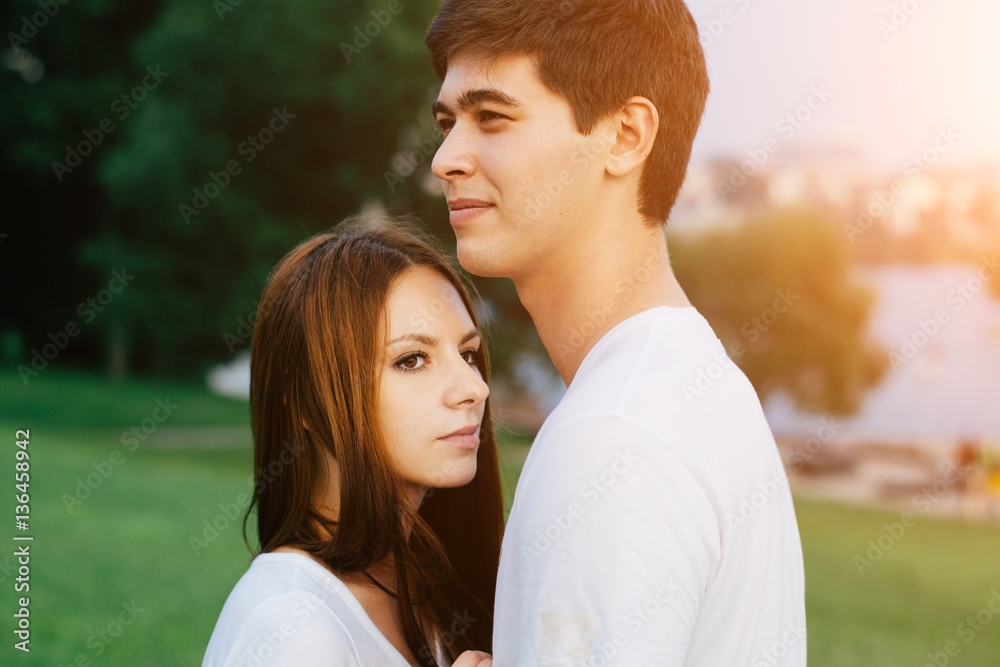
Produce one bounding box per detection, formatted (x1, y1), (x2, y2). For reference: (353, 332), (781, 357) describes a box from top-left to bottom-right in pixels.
(432, 125), (476, 181)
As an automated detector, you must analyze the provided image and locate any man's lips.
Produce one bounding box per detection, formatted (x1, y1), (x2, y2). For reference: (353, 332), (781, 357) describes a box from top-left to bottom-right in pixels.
(447, 198), (494, 225)
(447, 198), (493, 211)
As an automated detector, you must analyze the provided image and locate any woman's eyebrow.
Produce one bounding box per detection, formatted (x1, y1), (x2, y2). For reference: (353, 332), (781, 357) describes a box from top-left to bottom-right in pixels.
(432, 88), (522, 116)
(387, 329), (481, 347)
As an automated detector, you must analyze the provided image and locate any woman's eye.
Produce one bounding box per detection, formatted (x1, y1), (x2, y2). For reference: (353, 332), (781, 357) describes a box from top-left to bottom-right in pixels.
(462, 349), (481, 365)
(396, 353), (427, 371)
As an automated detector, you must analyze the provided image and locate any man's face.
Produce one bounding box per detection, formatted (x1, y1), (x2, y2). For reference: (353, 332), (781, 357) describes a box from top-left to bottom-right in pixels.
(432, 53), (614, 280)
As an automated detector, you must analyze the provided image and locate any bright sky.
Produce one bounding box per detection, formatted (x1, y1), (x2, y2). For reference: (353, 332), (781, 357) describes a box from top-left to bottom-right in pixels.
(687, 0), (1000, 173)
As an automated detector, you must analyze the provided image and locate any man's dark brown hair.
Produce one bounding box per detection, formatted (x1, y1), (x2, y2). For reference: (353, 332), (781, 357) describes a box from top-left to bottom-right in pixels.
(426, 0), (710, 225)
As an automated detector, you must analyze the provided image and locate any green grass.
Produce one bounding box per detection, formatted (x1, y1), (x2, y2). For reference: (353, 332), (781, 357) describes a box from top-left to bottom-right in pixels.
(1, 370), (999, 665)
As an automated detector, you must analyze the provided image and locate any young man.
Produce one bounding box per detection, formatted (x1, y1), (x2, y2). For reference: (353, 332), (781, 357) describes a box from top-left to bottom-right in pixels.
(427, 2), (806, 665)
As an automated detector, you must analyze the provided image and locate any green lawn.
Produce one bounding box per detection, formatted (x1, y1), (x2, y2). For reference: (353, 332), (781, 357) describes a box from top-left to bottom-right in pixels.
(1, 370), (999, 665)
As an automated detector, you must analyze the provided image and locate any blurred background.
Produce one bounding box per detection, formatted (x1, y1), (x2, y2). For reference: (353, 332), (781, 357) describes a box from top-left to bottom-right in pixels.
(2, 0), (999, 664)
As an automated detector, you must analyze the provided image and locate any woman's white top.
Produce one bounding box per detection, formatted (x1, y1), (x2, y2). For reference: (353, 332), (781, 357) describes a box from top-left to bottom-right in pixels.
(202, 551), (449, 666)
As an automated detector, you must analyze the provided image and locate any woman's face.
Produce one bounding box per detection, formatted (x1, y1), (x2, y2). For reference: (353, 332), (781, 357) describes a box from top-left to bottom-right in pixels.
(378, 266), (489, 504)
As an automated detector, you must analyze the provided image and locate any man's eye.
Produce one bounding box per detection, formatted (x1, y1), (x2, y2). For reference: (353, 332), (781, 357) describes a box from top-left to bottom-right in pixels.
(437, 117), (455, 133)
(480, 111), (506, 123)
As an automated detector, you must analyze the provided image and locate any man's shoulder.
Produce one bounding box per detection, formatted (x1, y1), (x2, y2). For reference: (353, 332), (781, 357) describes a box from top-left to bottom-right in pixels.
(562, 306), (729, 405)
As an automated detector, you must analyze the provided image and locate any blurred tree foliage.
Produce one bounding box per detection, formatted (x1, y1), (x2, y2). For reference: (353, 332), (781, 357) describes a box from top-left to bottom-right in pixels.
(2, 0), (165, 371)
(3, 2), (884, 415)
(670, 210), (888, 416)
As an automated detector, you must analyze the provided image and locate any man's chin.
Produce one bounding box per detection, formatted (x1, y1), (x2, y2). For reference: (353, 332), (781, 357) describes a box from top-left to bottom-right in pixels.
(455, 241), (509, 278)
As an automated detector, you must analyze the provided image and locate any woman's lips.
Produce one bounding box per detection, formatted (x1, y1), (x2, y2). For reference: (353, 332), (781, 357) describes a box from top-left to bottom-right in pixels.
(439, 432), (480, 449)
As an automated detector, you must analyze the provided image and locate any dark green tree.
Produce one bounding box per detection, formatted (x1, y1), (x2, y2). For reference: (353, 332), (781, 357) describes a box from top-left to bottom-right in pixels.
(2, 0), (164, 375)
(86, 0), (457, 374)
(669, 209), (888, 415)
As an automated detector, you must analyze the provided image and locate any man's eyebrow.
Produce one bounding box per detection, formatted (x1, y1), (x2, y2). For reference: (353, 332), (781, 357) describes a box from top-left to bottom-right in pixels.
(388, 329), (481, 347)
(432, 88), (522, 116)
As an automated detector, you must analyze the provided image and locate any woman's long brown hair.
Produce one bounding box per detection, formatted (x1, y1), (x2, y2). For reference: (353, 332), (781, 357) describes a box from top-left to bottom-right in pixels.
(245, 218), (504, 664)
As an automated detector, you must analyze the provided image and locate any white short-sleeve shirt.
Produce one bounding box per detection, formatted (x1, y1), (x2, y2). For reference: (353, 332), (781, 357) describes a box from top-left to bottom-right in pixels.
(492, 307), (806, 666)
(203, 552), (450, 666)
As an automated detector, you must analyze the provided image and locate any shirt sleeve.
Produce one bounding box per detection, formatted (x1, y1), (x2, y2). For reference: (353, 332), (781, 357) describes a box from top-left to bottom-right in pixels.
(206, 591), (363, 667)
(503, 414), (722, 666)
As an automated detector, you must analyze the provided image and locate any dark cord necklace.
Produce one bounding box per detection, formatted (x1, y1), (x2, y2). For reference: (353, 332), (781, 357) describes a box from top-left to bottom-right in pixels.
(363, 570), (398, 598)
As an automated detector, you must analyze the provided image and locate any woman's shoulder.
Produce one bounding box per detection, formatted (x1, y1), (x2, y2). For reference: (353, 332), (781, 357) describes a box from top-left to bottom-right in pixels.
(202, 551), (402, 666)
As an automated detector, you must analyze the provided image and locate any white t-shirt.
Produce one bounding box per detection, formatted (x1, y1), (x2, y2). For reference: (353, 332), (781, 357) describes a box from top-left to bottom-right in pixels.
(203, 552), (450, 666)
(493, 306), (806, 666)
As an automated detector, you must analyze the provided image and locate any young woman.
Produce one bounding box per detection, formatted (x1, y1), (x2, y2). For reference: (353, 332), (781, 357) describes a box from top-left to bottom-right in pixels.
(202, 220), (503, 666)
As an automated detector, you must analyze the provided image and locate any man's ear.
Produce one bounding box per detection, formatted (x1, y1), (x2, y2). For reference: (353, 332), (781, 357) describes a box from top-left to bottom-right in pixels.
(605, 96), (659, 178)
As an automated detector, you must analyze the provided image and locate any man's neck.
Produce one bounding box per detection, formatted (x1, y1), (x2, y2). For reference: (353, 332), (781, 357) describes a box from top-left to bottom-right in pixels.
(514, 217), (691, 386)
